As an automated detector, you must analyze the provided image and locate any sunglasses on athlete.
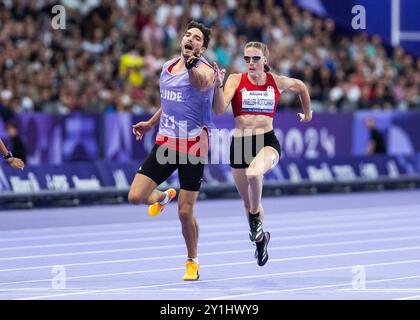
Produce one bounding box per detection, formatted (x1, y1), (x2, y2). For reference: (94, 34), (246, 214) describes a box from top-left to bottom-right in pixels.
(243, 56), (263, 63)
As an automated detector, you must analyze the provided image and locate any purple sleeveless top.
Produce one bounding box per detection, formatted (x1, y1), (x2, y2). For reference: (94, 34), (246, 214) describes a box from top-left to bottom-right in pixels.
(157, 57), (215, 139)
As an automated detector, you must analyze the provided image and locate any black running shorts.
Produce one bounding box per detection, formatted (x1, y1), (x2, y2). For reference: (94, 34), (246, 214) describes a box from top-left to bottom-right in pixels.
(229, 130), (281, 169)
(137, 144), (204, 192)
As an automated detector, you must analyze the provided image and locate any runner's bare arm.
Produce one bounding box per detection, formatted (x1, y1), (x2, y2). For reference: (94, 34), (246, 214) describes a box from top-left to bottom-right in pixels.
(213, 73), (241, 115)
(0, 138), (25, 170)
(132, 107), (162, 140)
(0, 138), (9, 158)
(147, 107), (162, 127)
(274, 75), (312, 122)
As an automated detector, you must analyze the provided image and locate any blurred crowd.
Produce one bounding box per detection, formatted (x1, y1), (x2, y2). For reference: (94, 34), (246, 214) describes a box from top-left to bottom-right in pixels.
(1, 0), (420, 120)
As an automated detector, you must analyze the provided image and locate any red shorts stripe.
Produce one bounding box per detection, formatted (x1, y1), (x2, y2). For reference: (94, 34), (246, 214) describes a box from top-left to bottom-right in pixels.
(155, 129), (209, 157)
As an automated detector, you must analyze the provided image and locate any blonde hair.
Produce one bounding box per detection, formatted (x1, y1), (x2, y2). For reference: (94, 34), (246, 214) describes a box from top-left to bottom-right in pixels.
(245, 42), (270, 72)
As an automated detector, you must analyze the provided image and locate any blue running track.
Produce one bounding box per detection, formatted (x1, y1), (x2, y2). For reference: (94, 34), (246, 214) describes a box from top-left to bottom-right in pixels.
(1, 190), (420, 300)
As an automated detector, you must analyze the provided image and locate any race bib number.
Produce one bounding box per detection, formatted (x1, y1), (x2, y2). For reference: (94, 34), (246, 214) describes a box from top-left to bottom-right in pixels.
(241, 90), (275, 113)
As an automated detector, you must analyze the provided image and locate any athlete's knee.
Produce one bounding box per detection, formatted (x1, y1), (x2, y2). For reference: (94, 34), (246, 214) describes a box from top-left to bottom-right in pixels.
(245, 167), (263, 183)
(178, 210), (193, 222)
(128, 188), (148, 204)
(178, 203), (194, 221)
(246, 161), (263, 176)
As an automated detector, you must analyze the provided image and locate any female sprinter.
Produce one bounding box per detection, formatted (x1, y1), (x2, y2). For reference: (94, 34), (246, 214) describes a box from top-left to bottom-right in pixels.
(213, 41), (312, 266)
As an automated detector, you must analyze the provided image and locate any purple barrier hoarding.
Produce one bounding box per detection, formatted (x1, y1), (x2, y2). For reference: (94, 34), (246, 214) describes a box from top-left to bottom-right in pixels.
(11, 113), (62, 164)
(2, 111), (420, 166)
(275, 112), (352, 158)
(104, 113), (136, 162)
(61, 113), (101, 162)
(389, 112), (420, 154)
(1, 155), (418, 193)
(204, 154), (416, 186)
(0, 162), (102, 193)
(352, 111), (420, 156)
(0, 113), (101, 165)
(119, 111), (353, 163)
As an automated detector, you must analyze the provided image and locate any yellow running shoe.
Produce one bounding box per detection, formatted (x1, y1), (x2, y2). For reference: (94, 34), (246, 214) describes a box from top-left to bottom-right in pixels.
(148, 188), (177, 217)
(183, 260), (200, 281)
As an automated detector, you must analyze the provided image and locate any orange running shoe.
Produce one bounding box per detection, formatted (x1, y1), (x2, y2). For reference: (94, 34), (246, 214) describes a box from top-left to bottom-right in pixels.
(148, 188), (177, 217)
(183, 260), (200, 281)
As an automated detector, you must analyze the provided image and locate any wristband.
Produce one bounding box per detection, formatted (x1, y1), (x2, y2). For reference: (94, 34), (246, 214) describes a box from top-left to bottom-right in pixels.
(3, 151), (13, 160)
(186, 55), (200, 69)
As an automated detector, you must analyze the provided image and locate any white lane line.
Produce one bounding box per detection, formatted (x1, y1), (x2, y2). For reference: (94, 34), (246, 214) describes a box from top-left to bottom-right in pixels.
(3, 246), (420, 287)
(2, 234), (420, 273)
(207, 275), (420, 300)
(0, 288), (252, 292)
(395, 294), (420, 300)
(339, 289), (420, 292)
(2, 206), (417, 242)
(1, 207), (419, 245)
(2, 214), (420, 252)
(57, 277), (420, 298)
(0, 288), (88, 292)
(0, 292), (183, 297)
(1, 204), (419, 240)
(0, 216), (245, 242)
(5, 276), (420, 298)
(2, 224), (420, 261)
(0, 225), (195, 243)
(15, 259), (420, 300)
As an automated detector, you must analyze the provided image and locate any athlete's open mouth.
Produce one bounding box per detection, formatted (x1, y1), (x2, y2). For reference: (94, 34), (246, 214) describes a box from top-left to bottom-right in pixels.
(184, 43), (193, 50)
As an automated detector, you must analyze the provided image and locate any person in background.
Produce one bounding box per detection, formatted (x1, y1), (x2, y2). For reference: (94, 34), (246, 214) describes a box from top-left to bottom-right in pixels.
(6, 122), (27, 163)
(0, 135), (25, 170)
(0, 90), (16, 123)
(366, 117), (387, 155)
